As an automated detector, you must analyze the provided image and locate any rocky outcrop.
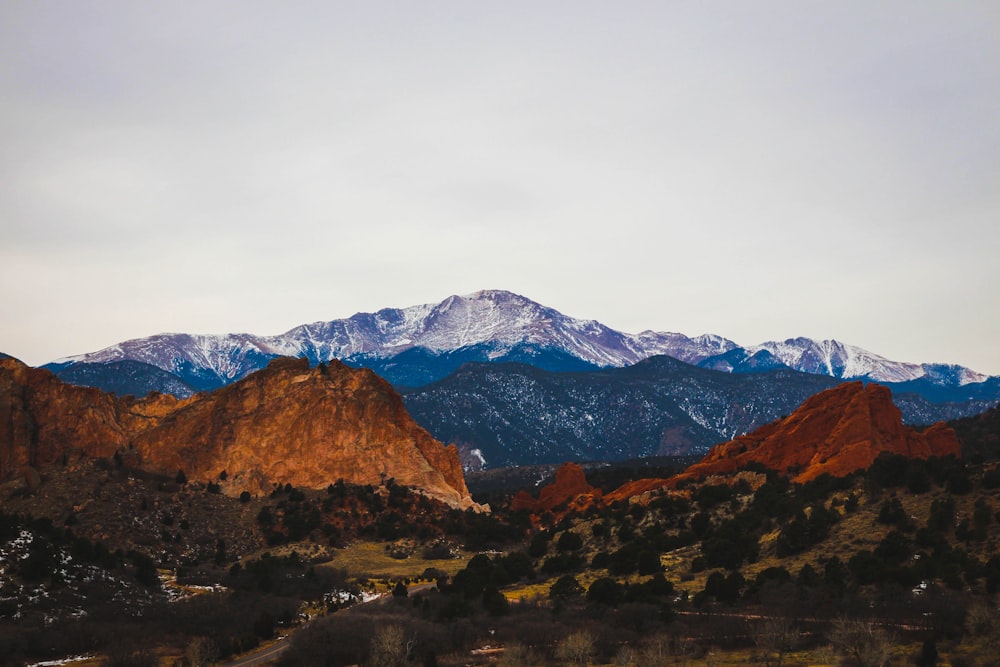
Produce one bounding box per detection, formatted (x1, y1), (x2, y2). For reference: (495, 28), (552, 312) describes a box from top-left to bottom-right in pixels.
(0, 358), (128, 477)
(510, 462), (601, 514)
(673, 381), (960, 485)
(0, 357), (480, 510)
(604, 477), (674, 504)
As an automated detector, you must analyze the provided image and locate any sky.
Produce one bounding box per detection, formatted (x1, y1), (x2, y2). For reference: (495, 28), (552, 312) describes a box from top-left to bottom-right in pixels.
(2, 1), (999, 374)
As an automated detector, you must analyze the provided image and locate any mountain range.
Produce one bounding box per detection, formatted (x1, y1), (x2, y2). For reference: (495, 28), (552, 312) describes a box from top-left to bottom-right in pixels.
(41, 289), (995, 396)
(400, 357), (992, 469)
(18, 290), (998, 469)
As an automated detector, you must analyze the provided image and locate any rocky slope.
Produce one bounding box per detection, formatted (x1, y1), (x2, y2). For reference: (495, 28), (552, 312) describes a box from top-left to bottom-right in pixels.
(674, 381), (961, 485)
(0, 357), (478, 510)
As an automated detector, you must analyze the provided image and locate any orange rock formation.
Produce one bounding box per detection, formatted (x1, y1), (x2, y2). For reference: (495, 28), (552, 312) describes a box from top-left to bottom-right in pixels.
(510, 462), (602, 514)
(0, 357), (480, 510)
(672, 381), (960, 486)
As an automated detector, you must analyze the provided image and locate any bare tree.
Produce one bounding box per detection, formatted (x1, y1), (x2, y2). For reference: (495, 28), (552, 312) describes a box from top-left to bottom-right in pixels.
(184, 636), (217, 667)
(828, 617), (894, 667)
(965, 601), (1000, 643)
(499, 641), (539, 667)
(636, 634), (670, 667)
(369, 625), (414, 667)
(103, 647), (157, 667)
(615, 643), (636, 666)
(555, 630), (596, 667)
(963, 602), (1000, 661)
(636, 633), (696, 667)
(752, 617), (798, 667)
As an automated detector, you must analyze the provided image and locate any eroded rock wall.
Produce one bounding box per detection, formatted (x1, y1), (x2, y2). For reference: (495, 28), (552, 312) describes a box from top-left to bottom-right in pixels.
(0, 357), (479, 510)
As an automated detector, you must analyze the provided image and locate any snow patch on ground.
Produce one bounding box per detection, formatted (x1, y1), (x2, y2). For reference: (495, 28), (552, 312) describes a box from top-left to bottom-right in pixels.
(26, 656), (98, 667)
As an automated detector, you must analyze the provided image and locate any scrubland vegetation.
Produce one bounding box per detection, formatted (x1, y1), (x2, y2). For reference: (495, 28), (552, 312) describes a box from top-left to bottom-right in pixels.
(281, 454), (1000, 666)
(2, 453), (1000, 666)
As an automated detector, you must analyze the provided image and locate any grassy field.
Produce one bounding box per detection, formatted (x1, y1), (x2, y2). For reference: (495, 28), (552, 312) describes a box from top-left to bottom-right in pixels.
(318, 541), (472, 582)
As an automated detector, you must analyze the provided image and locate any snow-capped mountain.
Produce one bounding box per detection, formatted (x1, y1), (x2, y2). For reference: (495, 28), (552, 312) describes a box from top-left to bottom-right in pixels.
(701, 337), (989, 387)
(47, 289), (991, 394)
(47, 290), (739, 390)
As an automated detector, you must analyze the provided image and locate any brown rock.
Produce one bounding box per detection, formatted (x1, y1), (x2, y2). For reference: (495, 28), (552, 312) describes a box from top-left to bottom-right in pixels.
(0, 356), (480, 510)
(675, 381), (960, 486)
(603, 477), (674, 504)
(510, 462), (601, 514)
(0, 358), (127, 477)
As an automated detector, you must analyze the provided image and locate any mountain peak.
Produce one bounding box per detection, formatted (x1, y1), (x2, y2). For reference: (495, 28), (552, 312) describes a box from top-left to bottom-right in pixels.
(459, 288), (533, 303)
(46, 291), (991, 395)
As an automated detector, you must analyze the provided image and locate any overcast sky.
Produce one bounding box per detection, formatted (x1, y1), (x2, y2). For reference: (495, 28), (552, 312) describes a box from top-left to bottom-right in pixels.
(2, 1), (999, 374)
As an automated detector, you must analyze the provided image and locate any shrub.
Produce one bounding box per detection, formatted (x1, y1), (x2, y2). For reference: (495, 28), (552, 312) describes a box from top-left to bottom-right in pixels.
(848, 550), (883, 586)
(947, 469), (973, 495)
(703, 570), (744, 603)
(550, 574), (584, 600)
(499, 552), (535, 581)
(876, 498), (907, 527)
(703, 537), (749, 570)
(637, 550), (663, 575)
(540, 553), (584, 575)
(696, 483), (734, 510)
(874, 530), (911, 566)
(906, 460), (932, 494)
(528, 532), (550, 558)
(868, 453), (908, 489)
(587, 577), (624, 606)
(483, 587), (510, 616)
(557, 530), (583, 552)
(982, 467), (1000, 490)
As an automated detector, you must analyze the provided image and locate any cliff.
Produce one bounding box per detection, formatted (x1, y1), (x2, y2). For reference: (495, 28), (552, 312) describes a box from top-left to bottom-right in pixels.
(0, 357), (479, 510)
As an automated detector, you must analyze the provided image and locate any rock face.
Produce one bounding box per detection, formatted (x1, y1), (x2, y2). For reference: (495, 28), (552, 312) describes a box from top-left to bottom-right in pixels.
(510, 462), (601, 514)
(0, 358), (129, 476)
(0, 357), (479, 510)
(675, 381), (961, 485)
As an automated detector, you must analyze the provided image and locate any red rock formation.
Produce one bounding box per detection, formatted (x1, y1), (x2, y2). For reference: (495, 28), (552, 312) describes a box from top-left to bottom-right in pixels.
(603, 477), (674, 504)
(674, 381), (960, 486)
(510, 462), (601, 514)
(0, 358), (128, 477)
(0, 357), (480, 510)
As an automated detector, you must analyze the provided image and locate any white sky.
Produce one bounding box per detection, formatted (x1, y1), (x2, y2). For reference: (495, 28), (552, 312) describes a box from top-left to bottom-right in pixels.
(2, 1), (999, 373)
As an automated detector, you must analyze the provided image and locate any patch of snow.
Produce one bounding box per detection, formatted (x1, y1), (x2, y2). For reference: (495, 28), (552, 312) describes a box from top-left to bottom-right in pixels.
(26, 656), (98, 667)
(470, 449), (486, 468)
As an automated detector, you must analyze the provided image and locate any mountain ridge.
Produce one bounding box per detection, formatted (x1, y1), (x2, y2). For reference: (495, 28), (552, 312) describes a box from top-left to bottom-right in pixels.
(400, 356), (990, 470)
(42, 290), (994, 396)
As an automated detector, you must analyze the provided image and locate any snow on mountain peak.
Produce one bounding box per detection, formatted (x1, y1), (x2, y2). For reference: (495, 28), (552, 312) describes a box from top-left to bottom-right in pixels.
(746, 337), (926, 383)
(47, 290), (990, 391)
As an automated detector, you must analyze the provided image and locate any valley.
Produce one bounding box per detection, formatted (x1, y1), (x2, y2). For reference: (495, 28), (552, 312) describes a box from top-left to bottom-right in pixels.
(2, 353), (999, 665)
(2, 293), (999, 665)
